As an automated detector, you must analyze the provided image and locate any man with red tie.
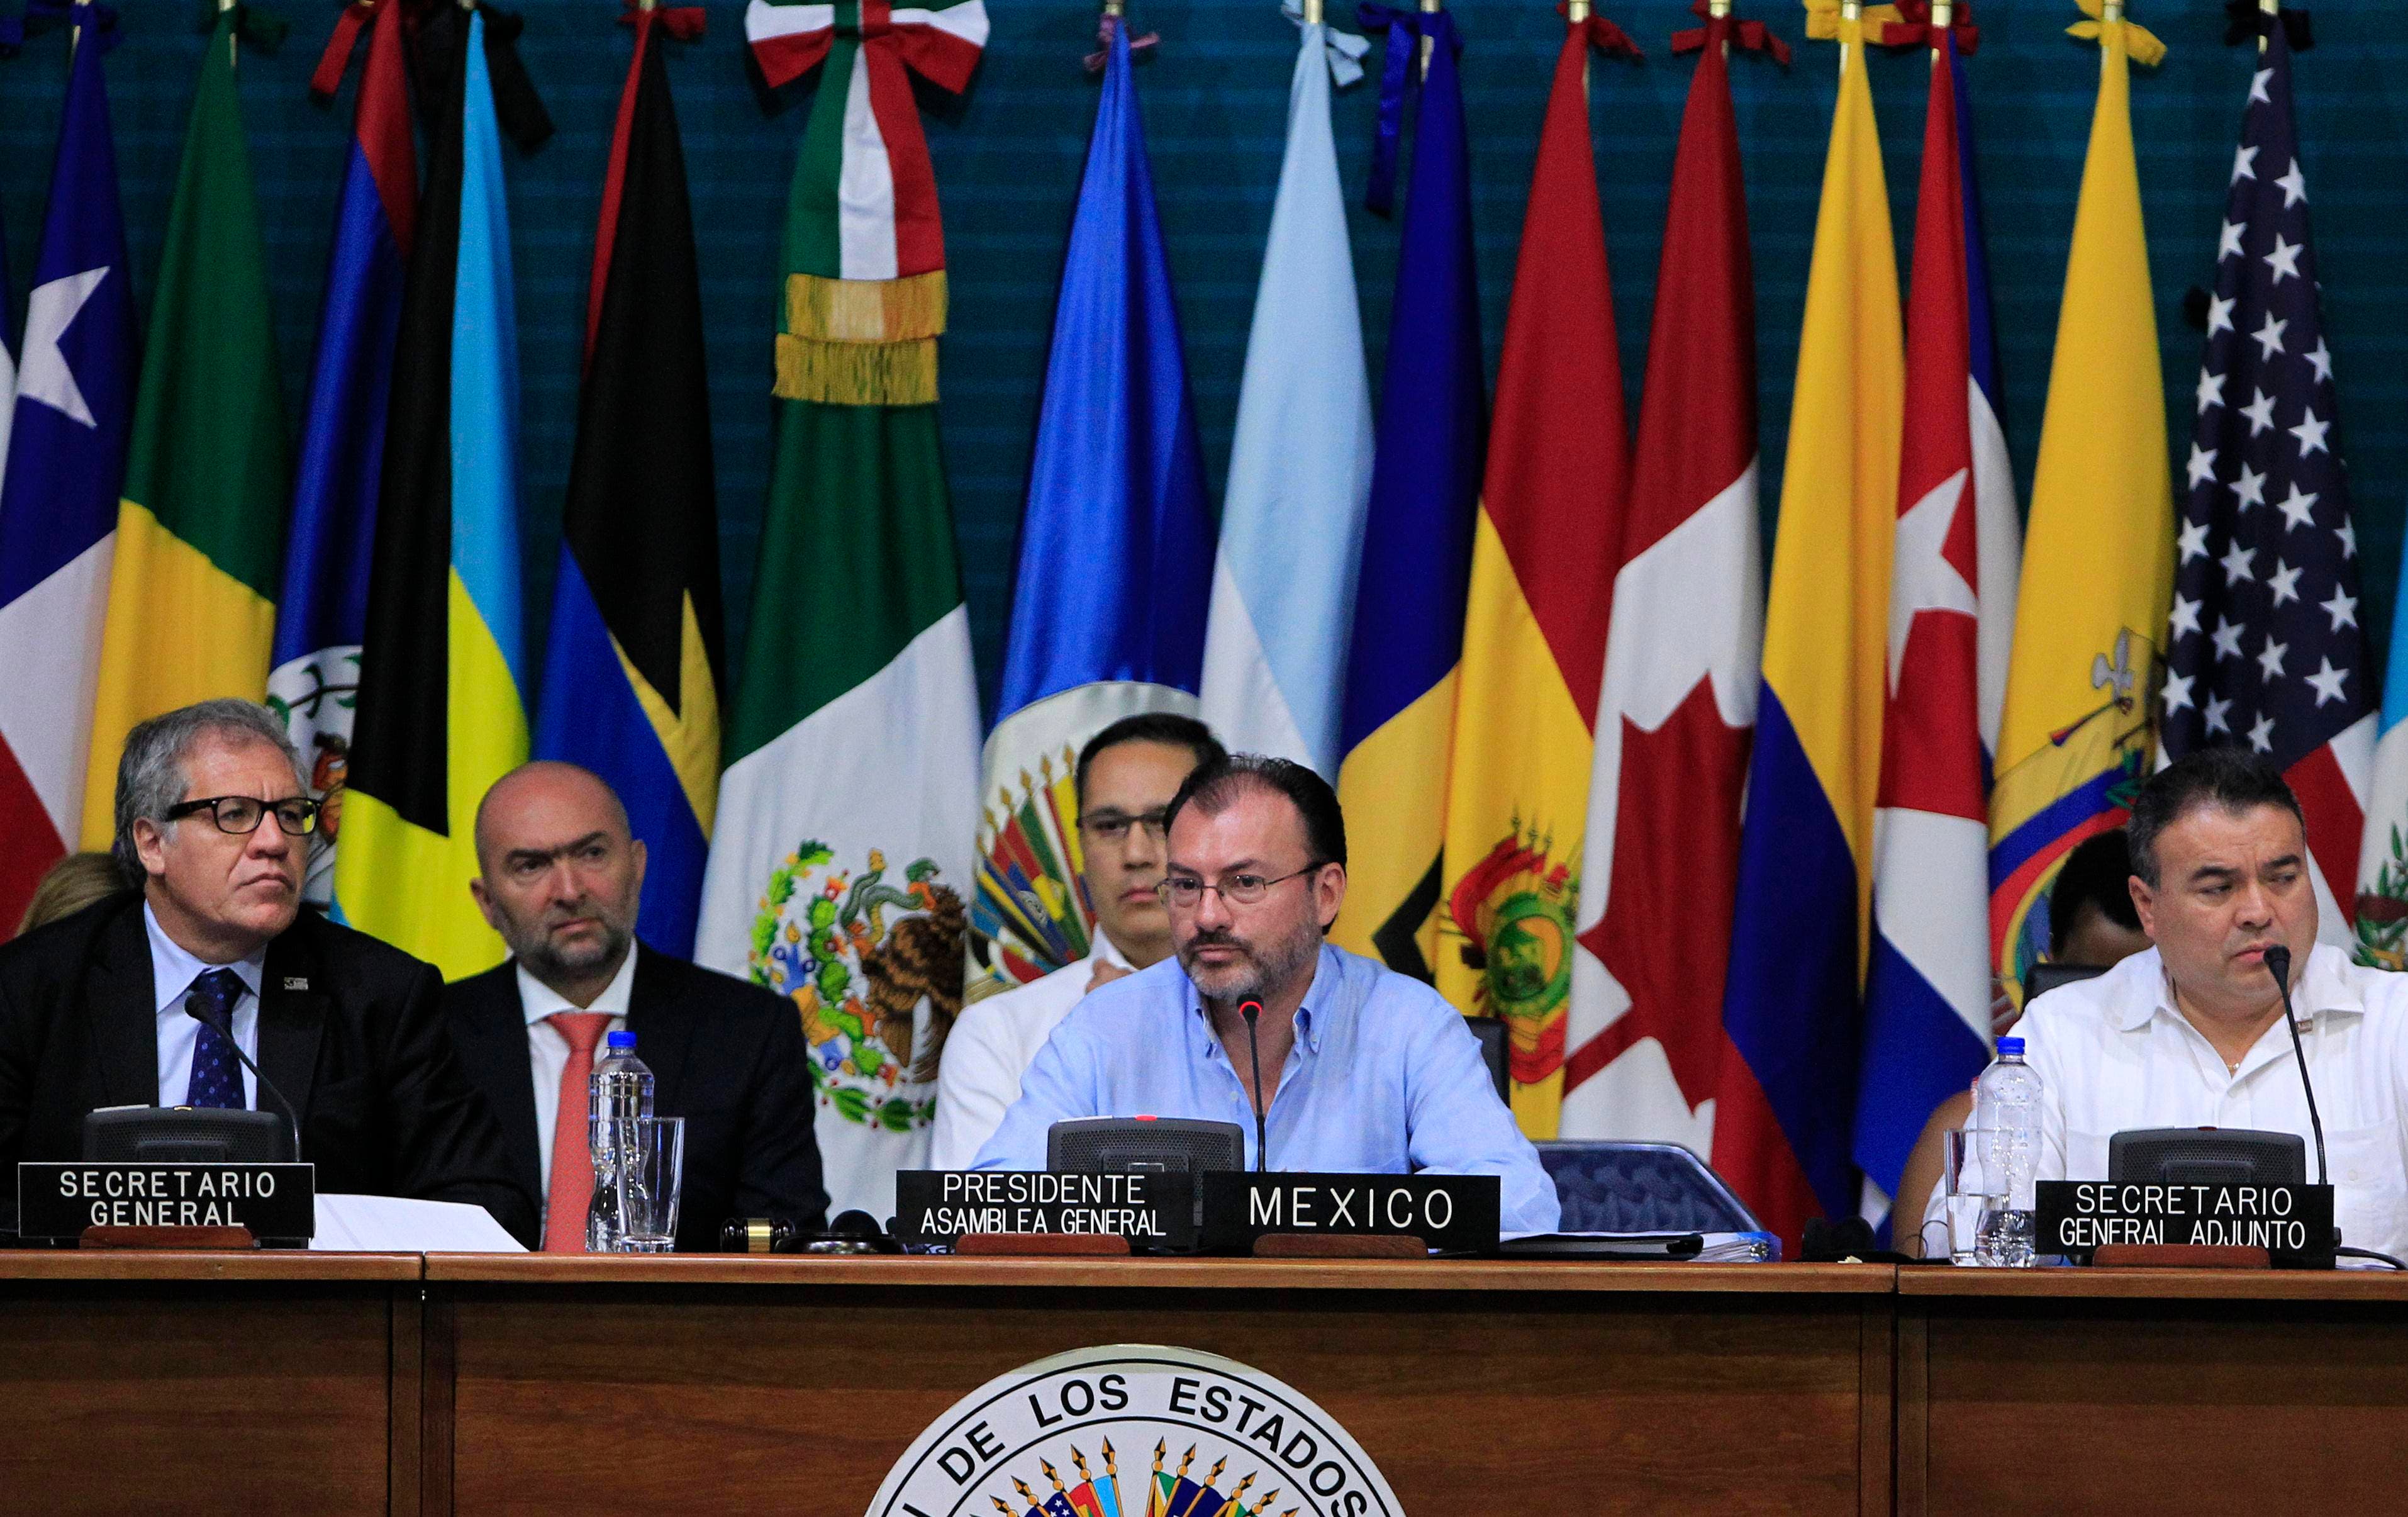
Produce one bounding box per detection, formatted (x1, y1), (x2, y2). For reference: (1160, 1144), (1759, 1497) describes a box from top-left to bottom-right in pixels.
(445, 763), (827, 1251)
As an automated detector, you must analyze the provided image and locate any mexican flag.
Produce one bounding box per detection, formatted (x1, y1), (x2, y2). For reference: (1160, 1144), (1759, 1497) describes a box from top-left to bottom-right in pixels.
(694, 0), (988, 1222)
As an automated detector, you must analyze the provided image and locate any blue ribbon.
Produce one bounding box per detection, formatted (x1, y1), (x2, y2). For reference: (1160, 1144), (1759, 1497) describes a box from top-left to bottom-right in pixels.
(1356, 3), (1459, 216)
(0, 0), (120, 57)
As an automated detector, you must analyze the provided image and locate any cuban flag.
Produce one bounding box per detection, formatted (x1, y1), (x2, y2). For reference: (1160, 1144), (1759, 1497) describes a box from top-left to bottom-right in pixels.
(0, 10), (137, 933)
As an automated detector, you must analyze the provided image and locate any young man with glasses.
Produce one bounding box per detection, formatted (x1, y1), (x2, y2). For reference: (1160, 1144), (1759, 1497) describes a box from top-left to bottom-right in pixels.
(0, 700), (533, 1240)
(972, 754), (1559, 1236)
(928, 714), (1226, 1168)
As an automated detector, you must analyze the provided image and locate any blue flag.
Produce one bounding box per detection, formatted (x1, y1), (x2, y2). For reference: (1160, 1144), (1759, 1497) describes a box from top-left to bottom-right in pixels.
(967, 16), (1215, 1001)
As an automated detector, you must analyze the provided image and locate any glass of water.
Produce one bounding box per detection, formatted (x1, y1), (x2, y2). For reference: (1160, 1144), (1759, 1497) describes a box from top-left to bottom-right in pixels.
(1944, 1128), (2002, 1267)
(613, 1115), (685, 1254)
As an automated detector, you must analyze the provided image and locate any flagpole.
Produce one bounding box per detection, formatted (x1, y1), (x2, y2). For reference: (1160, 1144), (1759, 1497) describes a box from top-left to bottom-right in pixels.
(1930, 0), (1950, 60)
(1710, 0), (1730, 62)
(1419, 0), (1439, 82)
(221, 0), (236, 67)
(2260, 0), (2276, 55)
(1303, 0), (1322, 25)
(1566, 0), (1588, 25)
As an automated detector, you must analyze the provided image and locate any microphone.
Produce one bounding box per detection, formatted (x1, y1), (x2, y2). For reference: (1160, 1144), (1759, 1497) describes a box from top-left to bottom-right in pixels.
(2261, 945), (2327, 1188)
(1239, 999), (1268, 1174)
(184, 999), (304, 1163)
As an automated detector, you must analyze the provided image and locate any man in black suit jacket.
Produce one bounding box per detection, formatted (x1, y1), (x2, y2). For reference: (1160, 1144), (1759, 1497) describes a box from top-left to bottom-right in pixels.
(0, 701), (534, 1239)
(447, 762), (826, 1251)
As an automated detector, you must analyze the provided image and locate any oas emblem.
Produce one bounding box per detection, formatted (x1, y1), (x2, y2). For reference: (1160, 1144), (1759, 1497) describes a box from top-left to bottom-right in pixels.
(750, 842), (966, 1132)
(866, 1344), (1401, 1517)
(967, 747), (1098, 1004)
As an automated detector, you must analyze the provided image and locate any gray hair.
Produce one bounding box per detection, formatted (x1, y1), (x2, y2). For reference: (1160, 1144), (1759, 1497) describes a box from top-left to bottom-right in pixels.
(113, 699), (310, 876)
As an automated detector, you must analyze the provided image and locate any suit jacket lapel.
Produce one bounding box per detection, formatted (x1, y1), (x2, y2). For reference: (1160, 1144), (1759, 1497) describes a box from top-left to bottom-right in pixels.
(464, 971), (543, 1202)
(90, 901), (160, 1109)
(625, 944), (696, 1107)
(257, 927), (326, 1122)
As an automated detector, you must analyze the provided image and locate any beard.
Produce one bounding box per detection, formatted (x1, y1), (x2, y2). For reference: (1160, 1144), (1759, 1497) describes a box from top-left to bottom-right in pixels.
(506, 903), (633, 985)
(1178, 914), (1323, 1004)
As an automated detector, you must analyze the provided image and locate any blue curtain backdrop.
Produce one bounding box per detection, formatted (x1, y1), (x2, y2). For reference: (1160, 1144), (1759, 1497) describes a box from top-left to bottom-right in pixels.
(3, 0), (2403, 720)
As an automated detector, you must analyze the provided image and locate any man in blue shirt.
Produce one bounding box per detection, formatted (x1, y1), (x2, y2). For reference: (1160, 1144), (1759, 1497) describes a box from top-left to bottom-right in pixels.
(974, 754), (1561, 1235)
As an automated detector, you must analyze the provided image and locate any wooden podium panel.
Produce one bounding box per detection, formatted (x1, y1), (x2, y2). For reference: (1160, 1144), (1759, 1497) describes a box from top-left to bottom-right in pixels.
(1897, 1268), (2408, 1516)
(423, 1255), (1894, 1516)
(0, 1251), (422, 1516)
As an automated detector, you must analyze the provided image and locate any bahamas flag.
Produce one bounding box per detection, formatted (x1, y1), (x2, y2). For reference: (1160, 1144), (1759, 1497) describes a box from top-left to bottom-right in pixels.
(1436, 8), (1638, 1136)
(1987, 2), (2171, 1000)
(1718, 0), (1902, 1244)
(1332, 6), (1484, 979)
(272, 0), (419, 907)
(338, 5), (550, 979)
(79, 4), (289, 846)
(534, 3), (722, 959)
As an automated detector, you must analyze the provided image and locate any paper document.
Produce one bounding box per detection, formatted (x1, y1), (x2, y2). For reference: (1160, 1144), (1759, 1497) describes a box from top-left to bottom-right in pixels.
(309, 1194), (526, 1252)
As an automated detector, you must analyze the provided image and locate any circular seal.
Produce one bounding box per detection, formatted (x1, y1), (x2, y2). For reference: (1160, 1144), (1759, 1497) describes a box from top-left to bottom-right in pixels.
(865, 1343), (1403, 1517)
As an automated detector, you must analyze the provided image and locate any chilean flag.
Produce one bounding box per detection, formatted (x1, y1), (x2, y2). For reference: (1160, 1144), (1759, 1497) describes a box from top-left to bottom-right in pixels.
(1858, 20), (2021, 1220)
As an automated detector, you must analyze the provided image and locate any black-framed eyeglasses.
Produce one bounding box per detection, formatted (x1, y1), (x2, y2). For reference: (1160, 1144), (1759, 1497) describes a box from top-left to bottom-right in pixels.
(165, 795), (321, 837)
(1079, 808), (1171, 843)
(1156, 863), (1326, 910)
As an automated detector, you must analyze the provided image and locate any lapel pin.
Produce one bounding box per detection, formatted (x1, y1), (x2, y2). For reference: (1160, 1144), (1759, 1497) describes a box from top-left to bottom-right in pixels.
(284, 977), (309, 991)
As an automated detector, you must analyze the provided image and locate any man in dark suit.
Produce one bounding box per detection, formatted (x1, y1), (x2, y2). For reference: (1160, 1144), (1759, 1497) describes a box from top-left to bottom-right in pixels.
(0, 700), (535, 1239)
(446, 762), (827, 1251)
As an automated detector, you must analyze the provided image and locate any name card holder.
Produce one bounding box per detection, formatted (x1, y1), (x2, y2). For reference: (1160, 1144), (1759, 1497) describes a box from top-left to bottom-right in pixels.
(893, 1172), (1197, 1253)
(81, 1224), (260, 1251)
(1202, 1173), (1501, 1257)
(17, 1162), (315, 1246)
(2037, 1180), (2336, 1269)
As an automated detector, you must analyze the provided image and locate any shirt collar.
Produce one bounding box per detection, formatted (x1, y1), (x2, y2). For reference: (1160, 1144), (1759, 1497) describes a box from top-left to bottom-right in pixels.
(1091, 929), (1135, 973)
(143, 901), (266, 1017)
(1181, 943), (1330, 1055)
(2122, 941), (2363, 1033)
(518, 944), (640, 1027)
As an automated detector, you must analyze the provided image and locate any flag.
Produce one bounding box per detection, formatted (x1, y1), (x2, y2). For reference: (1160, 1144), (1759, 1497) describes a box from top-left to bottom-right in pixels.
(696, 0), (986, 1218)
(1988, 3), (2171, 1000)
(271, 0), (420, 907)
(77, 4), (289, 848)
(1330, 6), (1483, 979)
(1560, 4), (1779, 1156)
(0, 188), (13, 491)
(2158, 22), (2370, 950)
(1718, 0), (1902, 1244)
(337, 4), (550, 980)
(967, 15), (1213, 1003)
(1195, 12), (1372, 780)
(0, 6), (133, 935)
(533, 3), (723, 959)
(1435, 10), (1639, 1139)
(1856, 8), (2021, 1216)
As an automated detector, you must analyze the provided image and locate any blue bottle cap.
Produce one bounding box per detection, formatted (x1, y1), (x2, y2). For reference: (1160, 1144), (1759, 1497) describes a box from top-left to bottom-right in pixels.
(1996, 1036), (2025, 1058)
(606, 1030), (637, 1050)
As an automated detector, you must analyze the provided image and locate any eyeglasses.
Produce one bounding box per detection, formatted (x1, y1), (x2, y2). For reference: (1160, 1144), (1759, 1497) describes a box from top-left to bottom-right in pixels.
(1155, 865), (1325, 910)
(165, 795), (321, 837)
(1079, 809), (1171, 843)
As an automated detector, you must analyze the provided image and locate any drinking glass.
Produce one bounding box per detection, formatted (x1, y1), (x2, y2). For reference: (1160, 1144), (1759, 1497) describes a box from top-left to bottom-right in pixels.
(613, 1115), (685, 1254)
(1943, 1128), (2003, 1267)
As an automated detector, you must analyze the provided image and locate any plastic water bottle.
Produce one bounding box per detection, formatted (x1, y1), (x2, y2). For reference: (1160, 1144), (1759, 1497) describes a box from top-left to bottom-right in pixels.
(1973, 1036), (2043, 1267)
(587, 1031), (655, 1252)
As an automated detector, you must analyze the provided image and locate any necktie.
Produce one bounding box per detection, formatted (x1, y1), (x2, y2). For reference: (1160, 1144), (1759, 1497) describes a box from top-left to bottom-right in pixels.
(544, 1012), (614, 1252)
(182, 969), (248, 1109)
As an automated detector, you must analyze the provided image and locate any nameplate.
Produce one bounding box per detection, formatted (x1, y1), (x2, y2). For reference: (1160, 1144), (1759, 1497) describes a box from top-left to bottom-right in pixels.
(891, 1171), (1196, 1251)
(2037, 1180), (2335, 1265)
(1201, 1173), (1500, 1255)
(16, 1162), (316, 1240)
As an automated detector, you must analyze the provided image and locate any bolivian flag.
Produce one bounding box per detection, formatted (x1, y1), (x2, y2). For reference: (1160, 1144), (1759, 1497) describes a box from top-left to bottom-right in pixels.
(338, 5), (549, 980)
(78, 6), (288, 842)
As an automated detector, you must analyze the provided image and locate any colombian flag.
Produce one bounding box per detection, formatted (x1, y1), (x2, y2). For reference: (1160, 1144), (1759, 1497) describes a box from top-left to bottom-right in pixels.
(338, 6), (550, 980)
(1718, 0), (1902, 1244)
(1987, 3), (2171, 1001)
(1437, 11), (1637, 1137)
(78, 6), (288, 844)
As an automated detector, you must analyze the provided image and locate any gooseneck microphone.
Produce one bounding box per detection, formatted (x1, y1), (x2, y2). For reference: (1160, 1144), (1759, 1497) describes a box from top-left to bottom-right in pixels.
(2261, 945), (2327, 1187)
(1239, 999), (1268, 1173)
(185, 1001), (305, 1163)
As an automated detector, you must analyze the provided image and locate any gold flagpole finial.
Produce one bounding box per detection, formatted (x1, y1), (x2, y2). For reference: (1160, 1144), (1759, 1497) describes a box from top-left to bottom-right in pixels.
(1930, 0), (1951, 56)
(1566, 0), (1590, 23)
(1302, 0), (1324, 24)
(1708, 0), (1732, 15)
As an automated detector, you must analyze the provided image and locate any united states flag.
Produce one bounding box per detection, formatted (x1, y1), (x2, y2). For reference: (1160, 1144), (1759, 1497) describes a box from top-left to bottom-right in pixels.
(2162, 21), (2373, 934)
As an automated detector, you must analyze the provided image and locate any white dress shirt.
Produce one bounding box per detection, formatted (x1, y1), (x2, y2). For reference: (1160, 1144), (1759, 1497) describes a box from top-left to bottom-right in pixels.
(927, 931), (1134, 1170)
(520, 949), (638, 1211)
(1926, 944), (2408, 1258)
(146, 903), (262, 1109)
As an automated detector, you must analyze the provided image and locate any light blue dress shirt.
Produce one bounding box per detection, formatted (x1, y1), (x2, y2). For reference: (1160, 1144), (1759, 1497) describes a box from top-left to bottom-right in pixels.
(973, 943), (1562, 1235)
(145, 903), (262, 1109)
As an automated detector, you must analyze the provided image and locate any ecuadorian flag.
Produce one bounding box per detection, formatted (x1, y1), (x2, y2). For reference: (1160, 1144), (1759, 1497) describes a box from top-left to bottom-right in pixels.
(79, 6), (289, 842)
(338, 7), (547, 979)
(1717, 0), (1901, 1245)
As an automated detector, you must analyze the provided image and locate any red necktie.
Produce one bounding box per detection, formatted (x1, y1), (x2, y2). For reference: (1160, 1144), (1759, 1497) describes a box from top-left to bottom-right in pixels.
(543, 1012), (614, 1251)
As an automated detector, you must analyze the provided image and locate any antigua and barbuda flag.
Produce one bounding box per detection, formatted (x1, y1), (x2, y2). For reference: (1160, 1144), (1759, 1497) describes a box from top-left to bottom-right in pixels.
(1330, 4), (1483, 980)
(1435, 8), (1639, 1138)
(1195, 7), (1371, 781)
(1559, 3), (1780, 1158)
(338, 3), (552, 980)
(697, 0), (986, 1218)
(1857, 4), (2022, 1219)
(78, 3), (291, 850)
(534, 1), (723, 960)
(1718, 0), (1902, 1247)
(1988, 0), (2171, 1000)
(968, 13), (1213, 1004)
(270, 0), (420, 908)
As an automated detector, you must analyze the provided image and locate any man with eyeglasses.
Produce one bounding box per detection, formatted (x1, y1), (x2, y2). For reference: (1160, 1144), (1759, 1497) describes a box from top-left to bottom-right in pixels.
(973, 754), (1559, 1236)
(928, 714), (1227, 1168)
(0, 700), (534, 1240)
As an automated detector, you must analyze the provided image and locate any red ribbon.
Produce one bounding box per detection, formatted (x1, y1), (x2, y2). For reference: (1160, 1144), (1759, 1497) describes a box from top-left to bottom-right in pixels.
(620, 0), (703, 43)
(1084, 12), (1159, 73)
(1557, 4), (1643, 58)
(1669, 0), (1791, 66)
(309, 0), (374, 98)
(1876, 0), (1978, 52)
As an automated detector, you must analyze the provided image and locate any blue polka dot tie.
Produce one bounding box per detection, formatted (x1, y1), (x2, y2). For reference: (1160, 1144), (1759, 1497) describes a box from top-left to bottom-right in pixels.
(182, 970), (247, 1110)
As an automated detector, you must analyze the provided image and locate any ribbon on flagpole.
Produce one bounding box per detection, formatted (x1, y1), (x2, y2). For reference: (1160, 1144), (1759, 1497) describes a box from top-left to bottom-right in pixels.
(1671, 0), (1791, 65)
(1356, 2), (1461, 214)
(1874, 0), (1979, 50)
